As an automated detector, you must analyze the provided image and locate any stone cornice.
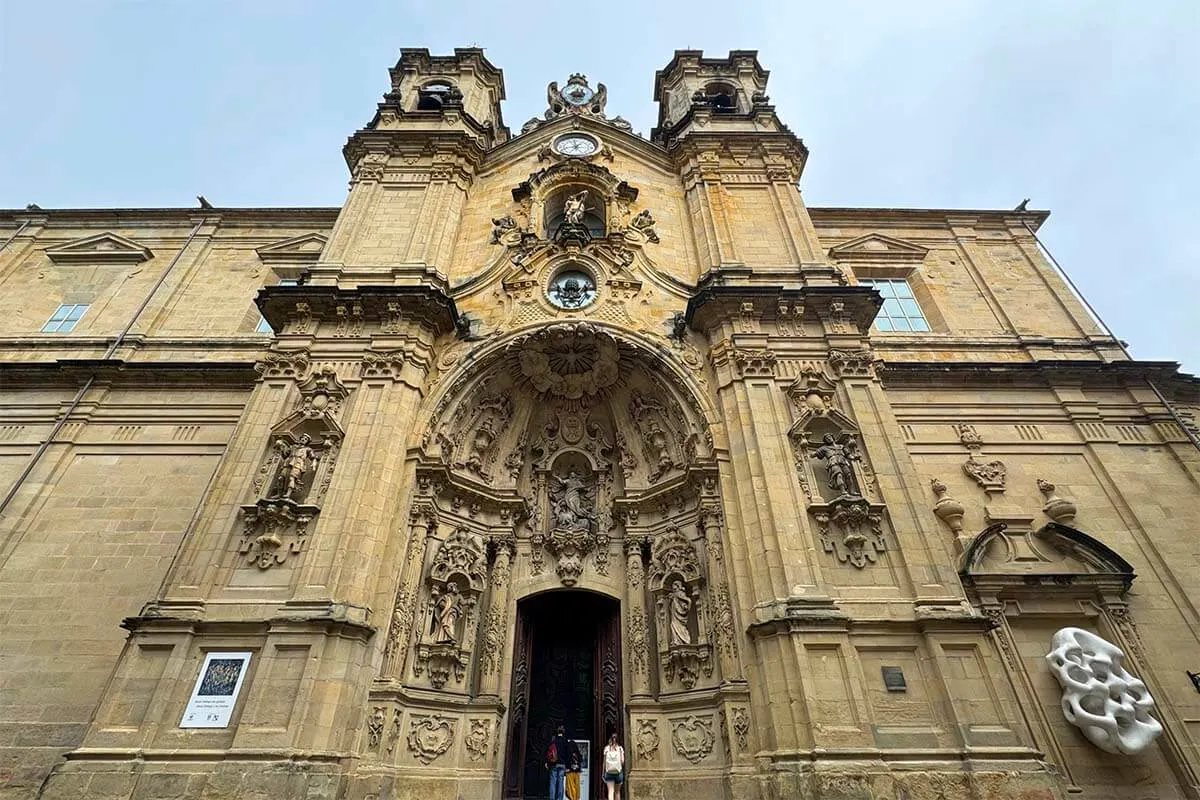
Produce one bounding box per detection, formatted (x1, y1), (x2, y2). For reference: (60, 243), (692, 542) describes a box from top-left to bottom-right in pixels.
(256, 284), (459, 337)
(342, 129), (489, 177)
(685, 284), (879, 334)
(0, 358), (258, 388)
(809, 205), (1050, 233)
(879, 359), (1193, 389)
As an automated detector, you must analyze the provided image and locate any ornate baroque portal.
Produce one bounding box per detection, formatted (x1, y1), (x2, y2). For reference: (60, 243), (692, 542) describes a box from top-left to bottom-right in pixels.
(372, 321), (746, 797)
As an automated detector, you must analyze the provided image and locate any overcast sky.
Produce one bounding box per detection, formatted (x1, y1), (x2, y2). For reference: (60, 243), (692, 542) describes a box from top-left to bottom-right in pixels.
(1, 1), (1196, 373)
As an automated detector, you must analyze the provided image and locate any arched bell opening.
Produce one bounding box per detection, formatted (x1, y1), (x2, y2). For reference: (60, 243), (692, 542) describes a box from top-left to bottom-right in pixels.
(699, 81), (739, 113)
(416, 80), (458, 111)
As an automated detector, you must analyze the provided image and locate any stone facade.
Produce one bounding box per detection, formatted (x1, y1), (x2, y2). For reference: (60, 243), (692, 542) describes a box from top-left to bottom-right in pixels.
(1, 47), (1198, 800)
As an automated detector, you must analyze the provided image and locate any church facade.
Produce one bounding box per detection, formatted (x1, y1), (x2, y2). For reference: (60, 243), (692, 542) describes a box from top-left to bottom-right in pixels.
(2, 48), (1199, 800)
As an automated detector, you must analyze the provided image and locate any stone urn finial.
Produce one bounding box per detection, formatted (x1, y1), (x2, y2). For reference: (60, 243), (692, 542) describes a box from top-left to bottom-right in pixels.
(1038, 479), (1077, 525)
(931, 477), (969, 552)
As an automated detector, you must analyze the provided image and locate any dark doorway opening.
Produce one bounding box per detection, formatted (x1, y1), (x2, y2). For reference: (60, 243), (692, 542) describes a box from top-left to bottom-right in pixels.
(504, 590), (622, 800)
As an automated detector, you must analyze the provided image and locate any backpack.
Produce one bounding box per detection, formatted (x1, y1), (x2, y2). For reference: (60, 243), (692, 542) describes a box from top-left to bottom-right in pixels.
(547, 741), (559, 764)
(604, 745), (622, 775)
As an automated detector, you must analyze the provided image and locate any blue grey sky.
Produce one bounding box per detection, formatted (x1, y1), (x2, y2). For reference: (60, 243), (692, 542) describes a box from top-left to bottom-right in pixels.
(1, 1), (1196, 373)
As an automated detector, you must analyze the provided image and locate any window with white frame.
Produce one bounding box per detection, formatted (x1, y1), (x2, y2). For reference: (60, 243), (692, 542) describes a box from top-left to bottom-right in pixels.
(41, 304), (89, 333)
(858, 278), (930, 332)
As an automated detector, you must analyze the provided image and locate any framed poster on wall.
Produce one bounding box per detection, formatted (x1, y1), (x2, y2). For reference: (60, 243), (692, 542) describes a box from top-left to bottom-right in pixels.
(179, 651), (253, 728)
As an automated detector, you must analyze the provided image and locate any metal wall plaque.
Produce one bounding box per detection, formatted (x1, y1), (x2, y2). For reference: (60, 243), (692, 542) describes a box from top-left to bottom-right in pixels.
(881, 665), (907, 692)
(180, 651), (253, 728)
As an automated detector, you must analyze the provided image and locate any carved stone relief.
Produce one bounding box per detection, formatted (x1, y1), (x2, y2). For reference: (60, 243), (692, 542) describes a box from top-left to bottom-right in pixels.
(812, 498), (886, 569)
(465, 719), (491, 761)
(956, 424), (1006, 493)
(635, 719), (660, 761)
(407, 716), (456, 764)
(731, 707), (750, 753)
(671, 715), (715, 764)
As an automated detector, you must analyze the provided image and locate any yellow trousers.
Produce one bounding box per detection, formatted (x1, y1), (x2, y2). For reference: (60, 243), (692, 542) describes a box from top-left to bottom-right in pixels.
(565, 771), (581, 800)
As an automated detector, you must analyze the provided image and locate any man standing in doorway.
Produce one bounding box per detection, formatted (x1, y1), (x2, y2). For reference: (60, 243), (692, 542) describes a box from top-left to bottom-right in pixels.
(545, 724), (580, 800)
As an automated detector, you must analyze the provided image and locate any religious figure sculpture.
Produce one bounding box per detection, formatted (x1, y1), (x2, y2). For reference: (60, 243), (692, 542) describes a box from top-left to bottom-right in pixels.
(273, 435), (316, 500)
(490, 215), (517, 244)
(431, 584), (462, 644)
(668, 580), (692, 645)
(814, 434), (857, 496)
(563, 191), (589, 225)
(550, 470), (595, 532)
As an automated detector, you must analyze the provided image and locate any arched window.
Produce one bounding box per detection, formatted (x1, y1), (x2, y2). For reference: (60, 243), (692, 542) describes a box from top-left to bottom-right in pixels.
(703, 82), (739, 113)
(544, 186), (606, 240)
(417, 81), (456, 111)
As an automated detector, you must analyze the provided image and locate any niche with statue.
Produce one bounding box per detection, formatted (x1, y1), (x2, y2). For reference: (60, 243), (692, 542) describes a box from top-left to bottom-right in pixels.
(414, 527), (488, 689)
(648, 528), (712, 690)
(785, 367), (888, 569)
(239, 368), (347, 569)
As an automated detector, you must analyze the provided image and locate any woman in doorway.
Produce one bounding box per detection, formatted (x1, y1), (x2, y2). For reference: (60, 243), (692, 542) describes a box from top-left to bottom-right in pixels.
(602, 732), (625, 800)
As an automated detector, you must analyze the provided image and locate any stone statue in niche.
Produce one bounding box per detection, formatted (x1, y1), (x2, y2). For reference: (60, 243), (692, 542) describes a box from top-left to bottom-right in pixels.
(430, 583), (463, 645)
(667, 580), (693, 645)
(550, 470), (595, 532)
(814, 434), (859, 496)
(563, 191), (589, 225)
(272, 434), (317, 500)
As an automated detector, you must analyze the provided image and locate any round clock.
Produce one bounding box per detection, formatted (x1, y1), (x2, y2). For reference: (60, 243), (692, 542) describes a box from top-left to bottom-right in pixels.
(561, 83), (595, 107)
(554, 134), (599, 157)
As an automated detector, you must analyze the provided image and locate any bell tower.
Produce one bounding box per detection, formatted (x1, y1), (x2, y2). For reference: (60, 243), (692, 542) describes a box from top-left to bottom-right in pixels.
(651, 49), (774, 145)
(374, 47), (508, 146)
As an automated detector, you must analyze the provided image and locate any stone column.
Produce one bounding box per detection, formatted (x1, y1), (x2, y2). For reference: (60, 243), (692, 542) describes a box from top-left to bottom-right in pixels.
(625, 537), (652, 698)
(477, 536), (515, 698)
(699, 502), (742, 681)
(381, 502), (437, 680)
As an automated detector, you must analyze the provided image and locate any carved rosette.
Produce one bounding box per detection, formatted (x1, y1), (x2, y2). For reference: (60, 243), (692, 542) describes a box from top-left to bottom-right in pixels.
(671, 715), (715, 764)
(407, 716), (455, 764)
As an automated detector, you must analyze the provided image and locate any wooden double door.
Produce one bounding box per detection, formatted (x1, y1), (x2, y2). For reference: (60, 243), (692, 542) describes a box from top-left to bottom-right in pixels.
(504, 590), (622, 800)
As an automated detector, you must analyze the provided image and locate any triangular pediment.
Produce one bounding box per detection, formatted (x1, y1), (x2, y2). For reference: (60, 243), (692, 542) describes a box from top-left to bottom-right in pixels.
(44, 232), (152, 265)
(255, 233), (329, 264)
(828, 233), (928, 262)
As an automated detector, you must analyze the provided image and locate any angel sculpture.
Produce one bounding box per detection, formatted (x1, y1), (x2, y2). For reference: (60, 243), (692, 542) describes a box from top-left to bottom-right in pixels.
(550, 470), (596, 532)
(563, 191), (589, 226)
(545, 81), (562, 118)
(591, 82), (608, 114)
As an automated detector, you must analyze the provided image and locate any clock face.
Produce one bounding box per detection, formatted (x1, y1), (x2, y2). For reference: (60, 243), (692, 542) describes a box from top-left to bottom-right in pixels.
(554, 135), (599, 157)
(561, 83), (594, 107)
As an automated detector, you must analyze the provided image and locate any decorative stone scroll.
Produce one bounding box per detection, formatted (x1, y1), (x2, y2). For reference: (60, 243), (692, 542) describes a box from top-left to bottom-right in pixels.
(1045, 627), (1161, 755)
(414, 528), (487, 688)
(812, 497), (886, 569)
(955, 423), (1006, 494)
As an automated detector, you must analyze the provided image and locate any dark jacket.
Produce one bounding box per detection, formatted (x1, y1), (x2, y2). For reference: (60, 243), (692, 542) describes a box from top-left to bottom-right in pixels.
(547, 734), (579, 767)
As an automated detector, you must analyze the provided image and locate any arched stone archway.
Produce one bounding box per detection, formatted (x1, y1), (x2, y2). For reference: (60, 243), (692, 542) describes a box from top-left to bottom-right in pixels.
(371, 320), (746, 799)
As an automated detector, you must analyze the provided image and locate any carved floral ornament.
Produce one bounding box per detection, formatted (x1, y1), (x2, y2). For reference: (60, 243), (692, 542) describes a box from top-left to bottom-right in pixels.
(511, 322), (620, 399)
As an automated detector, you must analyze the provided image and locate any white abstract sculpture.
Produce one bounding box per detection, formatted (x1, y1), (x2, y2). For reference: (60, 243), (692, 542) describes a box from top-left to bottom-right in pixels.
(1045, 627), (1162, 755)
